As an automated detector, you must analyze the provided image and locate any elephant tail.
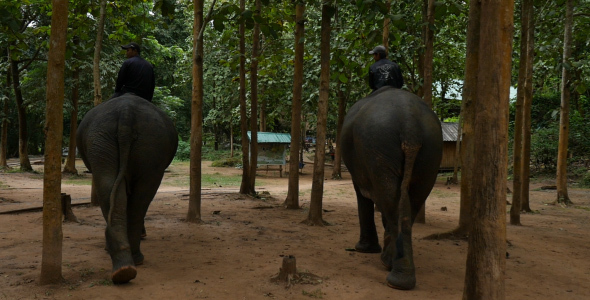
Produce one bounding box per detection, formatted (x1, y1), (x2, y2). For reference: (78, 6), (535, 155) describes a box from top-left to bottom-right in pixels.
(107, 109), (134, 225)
(399, 141), (421, 227)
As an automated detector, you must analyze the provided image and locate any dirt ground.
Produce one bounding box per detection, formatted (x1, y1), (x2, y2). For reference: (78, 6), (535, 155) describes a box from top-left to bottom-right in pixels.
(1, 158), (589, 300)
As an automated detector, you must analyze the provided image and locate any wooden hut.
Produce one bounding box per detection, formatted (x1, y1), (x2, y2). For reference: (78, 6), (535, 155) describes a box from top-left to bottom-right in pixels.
(247, 131), (291, 177)
(440, 122), (460, 171)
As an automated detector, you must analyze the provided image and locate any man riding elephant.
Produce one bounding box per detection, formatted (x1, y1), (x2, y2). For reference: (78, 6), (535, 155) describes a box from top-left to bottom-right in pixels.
(341, 86), (443, 290)
(77, 94), (178, 283)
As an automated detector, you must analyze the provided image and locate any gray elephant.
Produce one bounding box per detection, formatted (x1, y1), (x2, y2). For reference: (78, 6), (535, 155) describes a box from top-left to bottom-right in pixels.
(77, 94), (178, 284)
(340, 87), (443, 290)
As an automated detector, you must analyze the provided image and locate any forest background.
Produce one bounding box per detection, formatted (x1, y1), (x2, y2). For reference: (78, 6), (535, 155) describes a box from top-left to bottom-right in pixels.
(0, 0), (589, 182)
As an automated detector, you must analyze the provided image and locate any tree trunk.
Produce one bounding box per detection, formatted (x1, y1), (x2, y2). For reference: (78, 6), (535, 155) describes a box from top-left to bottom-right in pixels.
(331, 82), (346, 180)
(382, 0), (392, 49)
(451, 113), (462, 184)
(422, 0), (435, 107)
(455, 0), (482, 237)
(305, 3), (331, 226)
(1, 68), (10, 169)
(238, 0), (251, 195)
(556, 0), (573, 205)
(40, 0), (68, 284)
(520, 3), (535, 213)
(92, 0), (106, 106)
(63, 38), (80, 175)
(10, 55), (32, 172)
(247, 0), (261, 194)
(462, 0), (513, 298)
(187, 0), (204, 223)
(511, 0), (533, 226)
(284, 1), (305, 209)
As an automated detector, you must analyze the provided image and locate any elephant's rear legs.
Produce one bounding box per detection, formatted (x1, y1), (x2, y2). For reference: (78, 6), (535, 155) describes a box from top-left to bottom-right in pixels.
(354, 185), (382, 253)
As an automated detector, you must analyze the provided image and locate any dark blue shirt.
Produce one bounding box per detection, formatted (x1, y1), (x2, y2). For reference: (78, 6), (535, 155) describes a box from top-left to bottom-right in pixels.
(369, 58), (404, 91)
(115, 55), (155, 101)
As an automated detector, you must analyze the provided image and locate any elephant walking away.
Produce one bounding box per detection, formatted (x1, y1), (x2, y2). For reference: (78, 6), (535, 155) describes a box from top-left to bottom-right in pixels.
(340, 86), (443, 290)
(77, 94), (178, 284)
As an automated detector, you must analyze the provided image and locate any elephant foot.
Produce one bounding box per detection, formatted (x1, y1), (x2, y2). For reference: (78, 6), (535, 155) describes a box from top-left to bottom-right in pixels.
(133, 252), (145, 266)
(380, 252), (393, 270)
(385, 259), (415, 290)
(355, 241), (382, 253)
(111, 265), (137, 284)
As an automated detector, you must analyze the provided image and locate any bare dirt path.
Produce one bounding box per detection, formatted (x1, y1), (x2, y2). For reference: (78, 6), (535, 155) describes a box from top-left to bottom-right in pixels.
(1, 160), (589, 299)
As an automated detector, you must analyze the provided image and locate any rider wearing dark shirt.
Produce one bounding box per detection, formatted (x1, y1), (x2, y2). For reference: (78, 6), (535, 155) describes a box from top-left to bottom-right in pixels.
(113, 42), (155, 102)
(368, 45), (404, 91)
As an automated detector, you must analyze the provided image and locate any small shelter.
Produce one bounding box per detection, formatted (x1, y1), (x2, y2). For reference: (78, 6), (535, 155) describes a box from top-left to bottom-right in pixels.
(440, 122), (460, 171)
(247, 131), (291, 177)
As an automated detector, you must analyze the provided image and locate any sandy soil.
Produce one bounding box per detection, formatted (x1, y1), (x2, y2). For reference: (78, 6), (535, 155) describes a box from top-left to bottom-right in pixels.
(1, 158), (589, 300)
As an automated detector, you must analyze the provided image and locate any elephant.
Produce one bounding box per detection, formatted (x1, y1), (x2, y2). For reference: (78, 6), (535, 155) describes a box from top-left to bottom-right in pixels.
(76, 94), (178, 284)
(340, 86), (443, 290)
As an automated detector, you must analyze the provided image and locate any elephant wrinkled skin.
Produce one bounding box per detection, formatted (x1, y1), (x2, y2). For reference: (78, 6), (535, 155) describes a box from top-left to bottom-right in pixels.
(340, 87), (443, 290)
(77, 94), (178, 284)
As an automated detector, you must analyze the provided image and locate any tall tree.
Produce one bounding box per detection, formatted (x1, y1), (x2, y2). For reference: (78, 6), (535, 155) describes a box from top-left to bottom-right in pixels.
(284, 1), (305, 209)
(422, 0), (435, 107)
(40, 0), (68, 285)
(463, 0), (513, 298)
(63, 38), (81, 175)
(331, 81), (346, 179)
(305, 2), (332, 226)
(556, 0), (574, 205)
(9, 47), (33, 171)
(248, 0), (262, 194)
(520, 1), (535, 213)
(454, 0), (482, 238)
(510, 0), (534, 225)
(382, 0), (392, 48)
(1, 69), (10, 169)
(93, 0), (106, 106)
(238, 0), (253, 195)
(187, 0), (205, 223)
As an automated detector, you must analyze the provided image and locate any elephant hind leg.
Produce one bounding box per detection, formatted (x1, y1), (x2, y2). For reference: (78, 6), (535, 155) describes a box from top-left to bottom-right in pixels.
(353, 183), (382, 253)
(386, 142), (420, 290)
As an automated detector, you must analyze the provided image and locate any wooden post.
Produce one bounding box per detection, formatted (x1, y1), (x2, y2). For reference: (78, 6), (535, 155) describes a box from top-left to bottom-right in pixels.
(276, 255), (297, 282)
(61, 193), (78, 223)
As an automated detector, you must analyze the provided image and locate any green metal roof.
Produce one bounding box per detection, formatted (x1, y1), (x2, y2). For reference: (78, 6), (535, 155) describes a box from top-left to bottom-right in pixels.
(247, 131), (291, 144)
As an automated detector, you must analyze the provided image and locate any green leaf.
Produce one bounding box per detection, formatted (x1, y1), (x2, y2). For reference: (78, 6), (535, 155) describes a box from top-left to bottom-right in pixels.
(339, 73), (349, 83)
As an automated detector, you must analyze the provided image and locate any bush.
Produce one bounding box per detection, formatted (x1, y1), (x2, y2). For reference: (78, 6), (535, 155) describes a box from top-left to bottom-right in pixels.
(174, 139), (191, 161)
(580, 171), (590, 188)
(211, 157), (242, 167)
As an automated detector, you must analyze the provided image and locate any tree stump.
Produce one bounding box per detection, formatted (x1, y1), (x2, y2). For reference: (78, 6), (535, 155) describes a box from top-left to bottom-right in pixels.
(61, 193), (78, 223)
(276, 255), (297, 283)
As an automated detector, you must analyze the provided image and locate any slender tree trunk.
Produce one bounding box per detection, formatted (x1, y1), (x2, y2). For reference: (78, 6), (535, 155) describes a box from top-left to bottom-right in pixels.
(422, 0), (435, 107)
(40, 0), (68, 284)
(238, 0), (251, 195)
(413, 0), (435, 225)
(305, 3), (331, 226)
(510, 0), (533, 226)
(1, 68), (10, 169)
(382, 0), (392, 49)
(187, 0), (204, 223)
(93, 0), (106, 106)
(451, 113), (462, 184)
(331, 82), (346, 179)
(455, 0), (481, 237)
(248, 0), (261, 194)
(520, 3), (535, 212)
(285, 1), (305, 209)
(556, 0), (574, 205)
(259, 96), (266, 132)
(63, 38), (80, 175)
(462, 0), (513, 298)
(10, 55), (33, 171)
